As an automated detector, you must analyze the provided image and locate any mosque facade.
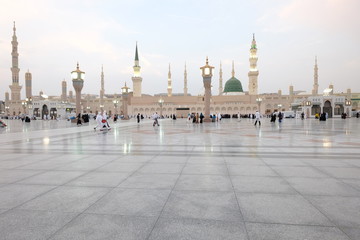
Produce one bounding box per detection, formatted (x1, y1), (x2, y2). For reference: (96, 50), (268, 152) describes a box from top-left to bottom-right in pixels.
(2, 23), (359, 119)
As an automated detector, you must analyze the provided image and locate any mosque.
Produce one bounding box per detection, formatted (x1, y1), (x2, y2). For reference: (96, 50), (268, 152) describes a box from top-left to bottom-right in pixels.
(2, 22), (359, 119)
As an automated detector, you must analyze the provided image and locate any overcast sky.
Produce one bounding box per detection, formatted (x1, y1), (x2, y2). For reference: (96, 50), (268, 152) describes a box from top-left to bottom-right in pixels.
(1, 0), (359, 100)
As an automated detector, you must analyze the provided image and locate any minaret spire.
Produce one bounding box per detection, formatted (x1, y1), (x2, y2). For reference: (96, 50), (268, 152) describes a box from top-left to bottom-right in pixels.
(312, 56), (319, 95)
(184, 62), (188, 96)
(219, 61), (223, 95)
(231, 60), (235, 78)
(132, 42), (142, 97)
(100, 65), (105, 108)
(248, 34), (259, 95)
(168, 63), (172, 97)
(9, 20), (22, 101)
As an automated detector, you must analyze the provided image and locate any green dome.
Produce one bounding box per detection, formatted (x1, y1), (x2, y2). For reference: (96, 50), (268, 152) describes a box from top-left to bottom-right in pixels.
(223, 77), (243, 93)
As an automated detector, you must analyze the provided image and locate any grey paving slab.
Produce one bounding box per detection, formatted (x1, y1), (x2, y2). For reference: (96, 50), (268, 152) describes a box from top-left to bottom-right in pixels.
(287, 177), (360, 196)
(49, 213), (156, 240)
(341, 227), (360, 240)
(66, 172), (130, 187)
(303, 159), (352, 167)
(262, 158), (308, 166)
(15, 159), (76, 170)
(0, 209), (77, 240)
(19, 186), (110, 213)
(319, 167), (360, 179)
(86, 188), (171, 217)
(228, 165), (278, 177)
(237, 193), (333, 226)
(231, 176), (296, 194)
(138, 163), (184, 174)
(18, 170), (86, 185)
(271, 166), (330, 178)
(150, 156), (188, 163)
(97, 162), (145, 172)
(0, 169), (42, 184)
(0, 184), (56, 209)
(174, 174), (233, 191)
(55, 160), (110, 171)
(0, 159), (40, 169)
(182, 163), (228, 175)
(149, 217), (248, 240)
(162, 190), (242, 221)
(246, 222), (351, 240)
(118, 173), (179, 189)
(224, 157), (265, 165)
(307, 196), (360, 228)
(1, 118), (360, 239)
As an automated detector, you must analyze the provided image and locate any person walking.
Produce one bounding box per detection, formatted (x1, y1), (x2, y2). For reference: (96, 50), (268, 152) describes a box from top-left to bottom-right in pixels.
(152, 112), (160, 126)
(103, 111), (111, 129)
(254, 111), (261, 126)
(76, 113), (82, 126)
(137, 113), (141, 123)
(278, 111), (283, 123)
(94, 112), (103, 130)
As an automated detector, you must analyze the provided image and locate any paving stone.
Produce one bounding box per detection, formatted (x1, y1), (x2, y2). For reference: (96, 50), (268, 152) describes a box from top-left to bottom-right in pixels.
(246, 222), (350, 240)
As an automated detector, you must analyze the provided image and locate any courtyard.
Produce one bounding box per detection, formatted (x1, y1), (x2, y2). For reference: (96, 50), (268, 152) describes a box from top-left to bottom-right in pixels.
(0, 117), (359, 240)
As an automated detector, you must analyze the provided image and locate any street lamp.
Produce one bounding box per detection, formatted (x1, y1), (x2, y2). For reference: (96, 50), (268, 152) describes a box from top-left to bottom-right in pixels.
(345, 100), (351, 106)
(278, 104), (282, 111)
(113, 99), (119, 114)
(158, 98), (164, 117)
(256, 97), (262, 113)
(200, 57), (214, 122)
(121, 82), (130, 120)
(71, 63), (85, 115)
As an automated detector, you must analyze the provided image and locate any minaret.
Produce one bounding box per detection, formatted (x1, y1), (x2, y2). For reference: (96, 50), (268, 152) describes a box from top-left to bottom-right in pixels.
(100, 65), (105, 107)
(132, 42), (142, 97)
(312, 56), (319, 95)
(231, 60), (235, 78)
(168, 63), (172, 97)
(184, 63), (188, 96)
(61, 79), (67, 101)
(25, 70), (32, 99)
(9, 21), (22, 101)
(248, 33), (259, 95)
(218, 62), (223, 95)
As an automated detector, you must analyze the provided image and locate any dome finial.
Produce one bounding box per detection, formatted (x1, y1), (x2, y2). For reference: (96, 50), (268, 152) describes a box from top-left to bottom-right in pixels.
(76, 62), (79, 70)
(206, 56), (209, 65)
(231, 60), (235, 78)
(13, 21), (16, 32)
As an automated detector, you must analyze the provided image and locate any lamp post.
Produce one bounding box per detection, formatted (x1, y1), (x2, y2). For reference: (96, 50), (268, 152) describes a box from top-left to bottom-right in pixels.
(121, 83), (130, 120)
(5, 106), (9, 115)
(71, 63), (85, 115)
(22, 100), (27, 114)
(256, 97), (262, 113)
(113, 99), (119, 114)
(278, 104), (282, 111)
(200, 57), (214, 122)
(158, 98), (164, 117)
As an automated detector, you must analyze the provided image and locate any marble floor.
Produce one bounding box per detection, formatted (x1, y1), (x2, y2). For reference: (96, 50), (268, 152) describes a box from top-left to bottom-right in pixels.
(0, 117), (359, 240)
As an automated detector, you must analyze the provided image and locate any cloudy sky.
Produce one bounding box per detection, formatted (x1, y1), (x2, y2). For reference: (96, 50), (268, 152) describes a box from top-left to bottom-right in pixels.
(0, 0), (359, 99)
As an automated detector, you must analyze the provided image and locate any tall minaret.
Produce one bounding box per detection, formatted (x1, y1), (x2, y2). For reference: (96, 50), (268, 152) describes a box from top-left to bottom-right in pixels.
(312, 56), (319, 95)
(231, 60), (235, 78)
(218, 62), (223, 95)
(9, 21), (22, 101)
(248, 33), (259, 95)
(184, 63), (188, 96)
(100, 65), (105, 107)
(132, 42), (142, 97)
(168, 63), (172, 97)
(61, 79), (67, 101)
(25, 70), (32, 99)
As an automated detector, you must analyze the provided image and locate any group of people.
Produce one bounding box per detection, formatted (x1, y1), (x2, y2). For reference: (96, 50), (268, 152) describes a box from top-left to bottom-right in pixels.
(270, 111), (284, 123)
(94, 111), (111, 131)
